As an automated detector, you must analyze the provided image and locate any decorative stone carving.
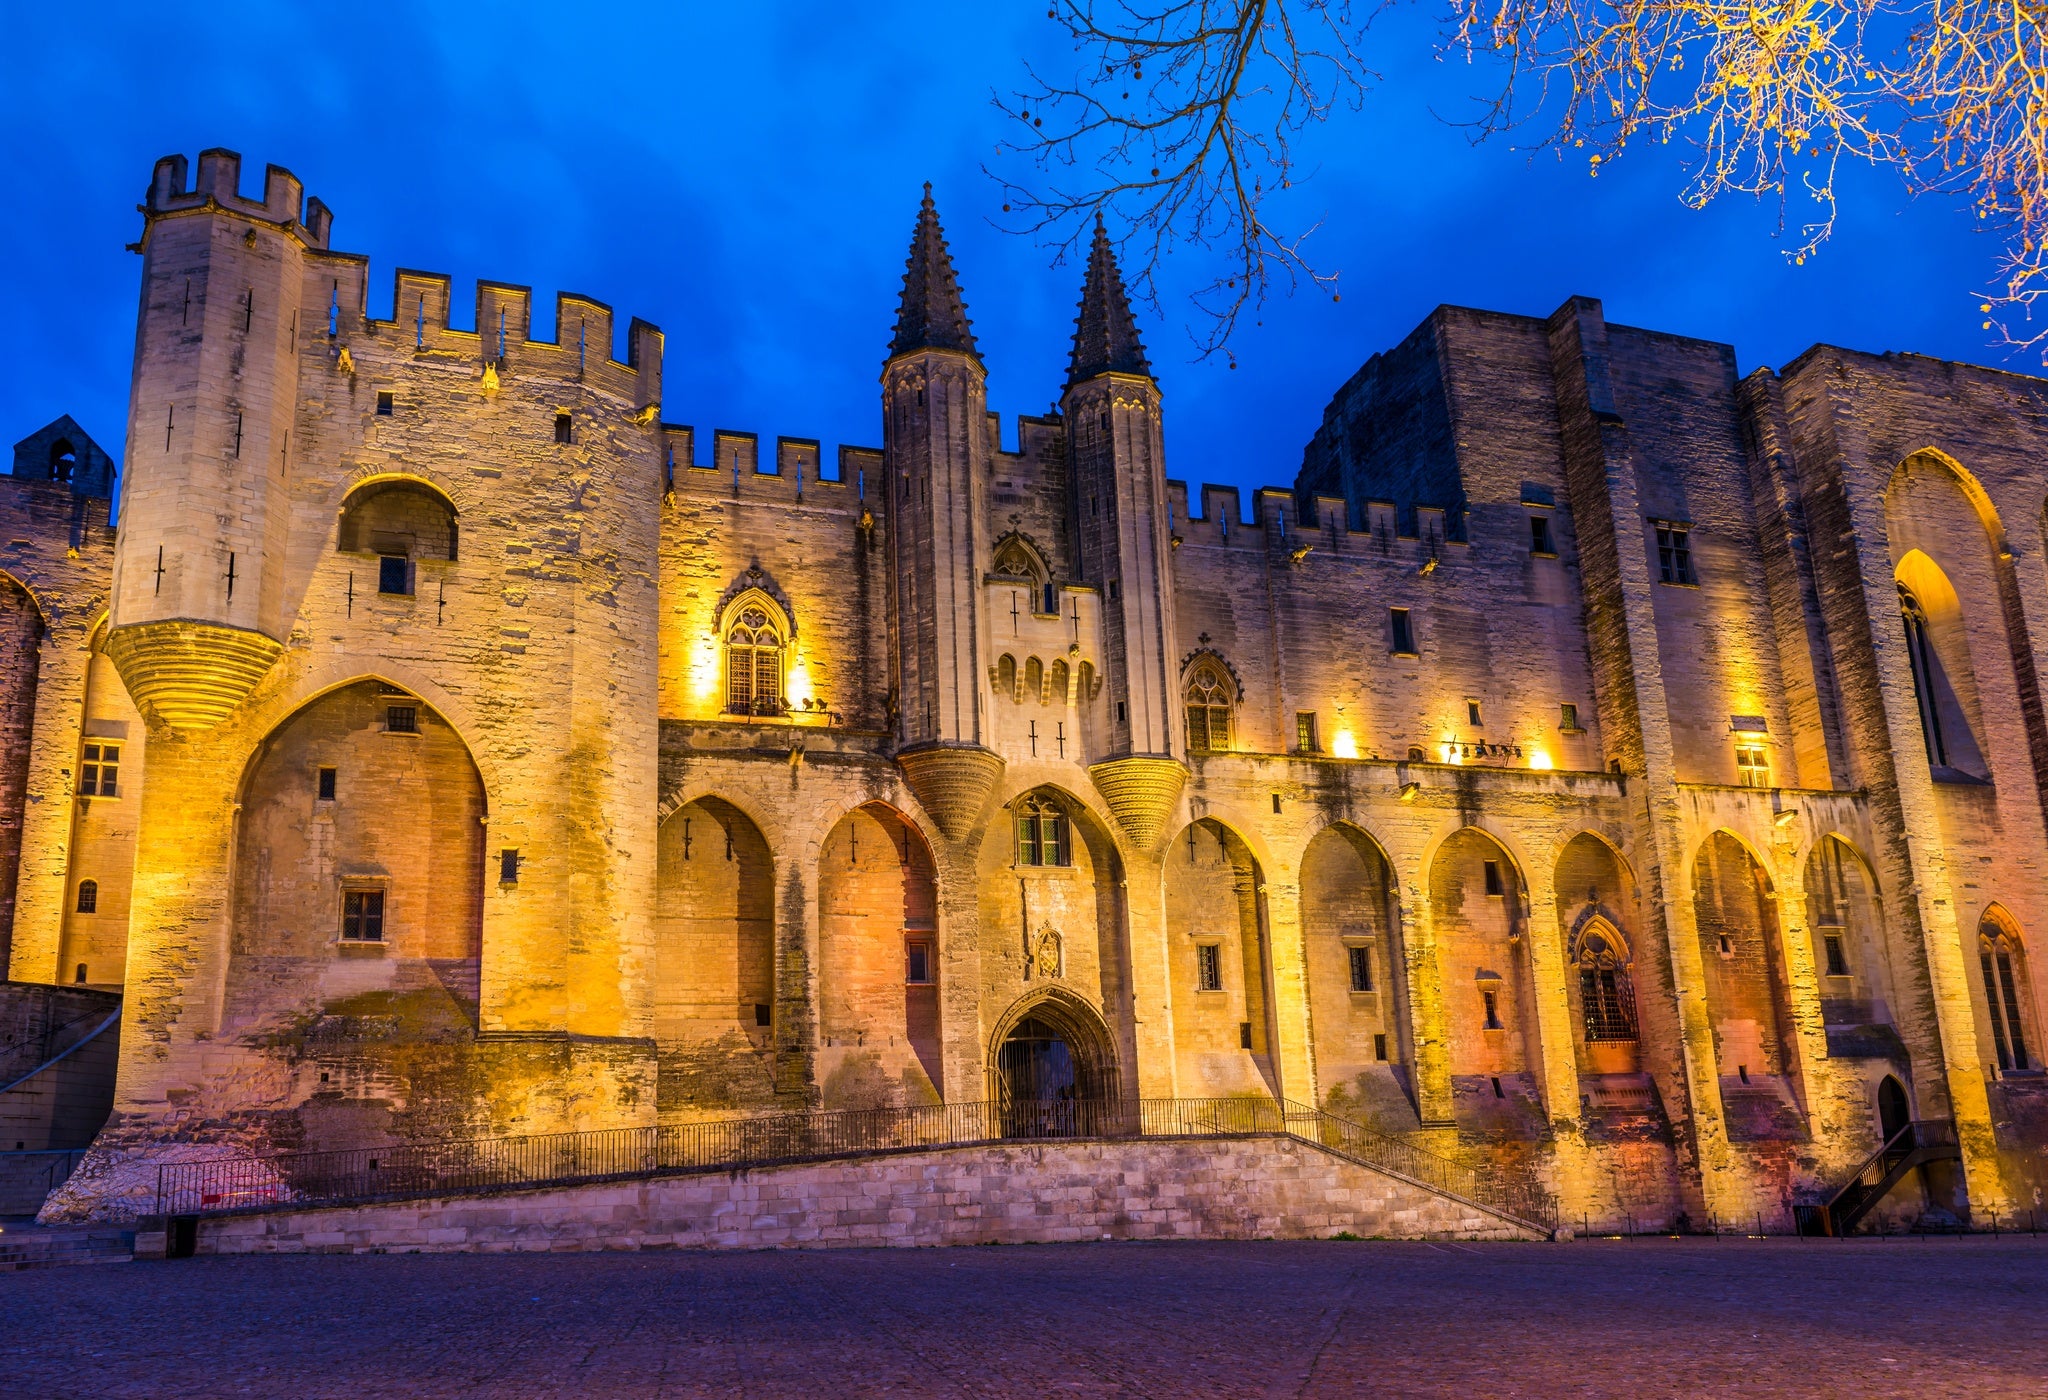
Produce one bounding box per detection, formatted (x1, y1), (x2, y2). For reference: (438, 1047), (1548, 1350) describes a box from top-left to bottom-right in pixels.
(895, 743), (1005, 843)
(1027, 925), (1064, 981)
(1087, 756), (1187, 853)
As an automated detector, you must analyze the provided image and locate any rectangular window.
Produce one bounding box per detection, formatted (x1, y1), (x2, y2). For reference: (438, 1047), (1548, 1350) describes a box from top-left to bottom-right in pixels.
(1239, 1021), (1254, 1050)
(1560, 702), (1579, 731)
(554, 412), (573, 444)
(1530, 516), (1554, 554)
(378, 555), (410, 595)
(317, 766), (337, 802)
(1196, 943), (1222, 992)
(500, 849), (520, 885)
(1655, 524), (1697, 585)
(754, 1002), (773, 1028)
(1115, 700), (1127, 725)
(79, 743), (120, 797)
(1373, 1033), (1389, 1062)
(905, 939), (934, 985)
(1823, 932), (1849, 977)
(1735, 744), (1771, 788)
(1483, 860), (1504, 896)
(1348, 944), (1373, 992)
(341, 889), (385, 942)
(1389, 607), (1415, 655)
(375, 390), (394, 417)
(1467, 699), (1483, 727)
(1482, 989), (1502, 1029)
(1295, 711), (1320, 754)
(386, 705), (418, 734)
(1107, 578), (1120, 603)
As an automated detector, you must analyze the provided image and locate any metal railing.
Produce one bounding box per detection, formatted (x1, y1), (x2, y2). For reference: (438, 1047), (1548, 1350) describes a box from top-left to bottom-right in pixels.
(155, 1096), (1558, 1235)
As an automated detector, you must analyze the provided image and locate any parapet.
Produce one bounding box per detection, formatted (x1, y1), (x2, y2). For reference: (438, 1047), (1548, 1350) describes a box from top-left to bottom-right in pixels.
(146, 149), (332, 249)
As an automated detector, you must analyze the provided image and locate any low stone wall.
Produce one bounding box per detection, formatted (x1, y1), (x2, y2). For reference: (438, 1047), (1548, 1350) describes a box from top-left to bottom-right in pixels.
(178, 1135), (1546, 1256)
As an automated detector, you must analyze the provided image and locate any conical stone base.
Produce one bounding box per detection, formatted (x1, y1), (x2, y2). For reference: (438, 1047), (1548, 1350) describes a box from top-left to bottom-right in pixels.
(1088, 756), (1188, 853)
(895, 743), (1005, 843)
(105, 619), (283, 731)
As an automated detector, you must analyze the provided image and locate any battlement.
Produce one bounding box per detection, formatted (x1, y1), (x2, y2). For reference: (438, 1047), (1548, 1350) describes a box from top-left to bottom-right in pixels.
(1167, 479), (1465, 564)
(146, 149), (332, 248)
(659, 426), (882, 505)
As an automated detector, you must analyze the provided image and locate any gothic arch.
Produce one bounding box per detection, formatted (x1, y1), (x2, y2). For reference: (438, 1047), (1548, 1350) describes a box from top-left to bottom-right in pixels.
(336, 476), (459, 560)
(985, 984), (1120, 1103)
(990, 530), (1050, 584)
(1885, 448), (2010, 555)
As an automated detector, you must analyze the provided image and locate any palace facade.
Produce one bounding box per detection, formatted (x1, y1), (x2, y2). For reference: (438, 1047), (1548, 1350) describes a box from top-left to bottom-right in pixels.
(13, 149), (2048, 1226)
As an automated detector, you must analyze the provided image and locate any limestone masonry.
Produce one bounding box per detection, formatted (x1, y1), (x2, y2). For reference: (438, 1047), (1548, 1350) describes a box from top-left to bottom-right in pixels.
(12, 148), (2048, 1228)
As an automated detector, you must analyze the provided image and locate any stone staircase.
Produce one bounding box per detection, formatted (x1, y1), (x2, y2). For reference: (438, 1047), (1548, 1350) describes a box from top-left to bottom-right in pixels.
(0, 1222), (134, 1271)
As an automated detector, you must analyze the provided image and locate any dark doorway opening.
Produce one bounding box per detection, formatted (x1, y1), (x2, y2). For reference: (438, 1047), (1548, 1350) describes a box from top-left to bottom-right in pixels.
(995, 1006), (1118, 1137)
(1879, 1075), (1911, 1143)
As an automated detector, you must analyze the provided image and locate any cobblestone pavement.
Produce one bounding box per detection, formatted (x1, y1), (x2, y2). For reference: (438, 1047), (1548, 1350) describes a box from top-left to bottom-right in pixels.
(6, 1237), (2046, 1397)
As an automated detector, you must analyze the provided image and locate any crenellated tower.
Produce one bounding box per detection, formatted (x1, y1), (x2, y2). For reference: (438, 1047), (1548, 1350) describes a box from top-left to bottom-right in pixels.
(107, 150), (329, 729)
(1063, 220), (1185, 850)
(882, 188), (1005, 840)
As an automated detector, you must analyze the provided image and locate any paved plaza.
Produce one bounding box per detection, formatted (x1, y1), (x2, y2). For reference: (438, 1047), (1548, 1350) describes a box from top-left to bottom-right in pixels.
(6, 1236), (2046, 1396)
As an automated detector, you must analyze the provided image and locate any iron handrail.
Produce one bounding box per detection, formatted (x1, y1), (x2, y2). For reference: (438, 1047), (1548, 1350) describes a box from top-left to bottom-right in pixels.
(154, 1096), (1557, 1235)
(1823, 1118), (1957, 1217)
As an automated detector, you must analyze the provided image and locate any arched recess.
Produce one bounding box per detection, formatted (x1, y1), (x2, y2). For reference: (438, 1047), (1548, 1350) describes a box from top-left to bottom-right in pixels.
(57, 616), (148, 989)
(986, 984), (1120, 1108)
(1164, 816), (1278, 1098)
(0, 570), (43, 976)
(1429, 826), (1546, 1131)
(816, 802), (942, 1108)
(1555, 832), (1645, 1077)
(718, 588), (793, 717)
(1692, 830), (1804, 1135)
(1300, 823), (1414, 1130)
(1978, 904), (2040, 1074)
(337, 478), (458, 561)
(1803, 835), (1894, 1028)
(653, 796), (776, 1113)
(1894, 550), (1990, 778)
(221, 680), (486, 1035)
(978, 785), (1136, 1097)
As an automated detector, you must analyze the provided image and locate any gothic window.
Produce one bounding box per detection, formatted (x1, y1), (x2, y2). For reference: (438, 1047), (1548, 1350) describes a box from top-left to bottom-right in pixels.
(1899, 584), (1950, 767)
(1980, 911), (2036, 1072)
(1184, 659), (1234, 753)
(75, 880), (97, 914)
(1575, 925), (1639, 1042)
(725, 605), (785, 716)
(1015, 792), (1069, 867)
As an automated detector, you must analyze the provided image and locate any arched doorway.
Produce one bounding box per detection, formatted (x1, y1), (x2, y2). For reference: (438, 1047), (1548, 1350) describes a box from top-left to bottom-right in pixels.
(1878, 1075), (1911, 1144)
(989, 991), (1117, 1136)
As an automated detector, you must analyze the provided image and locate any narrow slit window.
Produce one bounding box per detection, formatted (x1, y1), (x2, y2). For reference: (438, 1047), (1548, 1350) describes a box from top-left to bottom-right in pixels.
(554, 412), (573, 444)
(1295, 711), (1320, 754)
(1389, 607), (1416, 655)
(1483, 860), (1504, 896)
(1467, 699), (1483, 727)
(1196, 943), (1222, 992)
(1348, 945), (1373, 993)
(1373, 1033), (1388, 1061)
(1530, 516), (1554, 554)
(905, 939), (934, 985)
(1482, 990), (1502, 1030)
(1823, 932), (1849, 977)
(500, 849), (520, 885)
(317, 767), (337, 802)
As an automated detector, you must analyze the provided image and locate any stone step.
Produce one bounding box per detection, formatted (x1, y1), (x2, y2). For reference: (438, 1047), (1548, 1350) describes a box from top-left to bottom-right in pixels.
(0, 1225), (134, 1270)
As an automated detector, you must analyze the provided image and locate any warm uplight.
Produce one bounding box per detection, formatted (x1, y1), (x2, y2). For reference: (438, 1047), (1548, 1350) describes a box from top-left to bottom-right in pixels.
(1440, 742), (1461, 764)
(1331, 730), (1358, 759)
(785, 654), (814, 710)
(1528, 749), (1553, 771)
(689, 633), (723, 709)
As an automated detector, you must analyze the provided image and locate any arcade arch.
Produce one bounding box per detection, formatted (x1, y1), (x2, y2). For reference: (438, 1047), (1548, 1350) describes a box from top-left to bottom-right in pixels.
(1428, 826), (1544, 1122)
(1165, 817), (1278, 1098)
(1299, 823), (1412, 1127)
(816, 802), (941, 1108)
(1555, 833), (1644, 1075)
(1803, 835), (1893, 1028)
(1691, 831), (1799, 1117)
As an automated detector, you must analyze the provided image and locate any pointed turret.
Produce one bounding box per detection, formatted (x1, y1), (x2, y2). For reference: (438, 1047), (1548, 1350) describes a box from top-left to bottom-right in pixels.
(1067, 217), (1151, 385)
(889, 184), (978, 361)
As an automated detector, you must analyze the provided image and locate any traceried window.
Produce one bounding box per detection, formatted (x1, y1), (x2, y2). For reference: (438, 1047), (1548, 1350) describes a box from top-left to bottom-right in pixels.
(1575, 926), (1639, 1042)
(1899, 584), (1950, 768)
(725, 605), (785, 716)
(79, 743), (119, 797)
(1015, 793), (1069, 868)
(1981, 913), (2036, 1072)
(1184, 660), (1234, 753)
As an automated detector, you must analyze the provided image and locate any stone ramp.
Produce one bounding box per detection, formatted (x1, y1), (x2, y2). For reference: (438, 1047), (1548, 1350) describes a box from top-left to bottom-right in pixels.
(170, 1135), (1546, 1257)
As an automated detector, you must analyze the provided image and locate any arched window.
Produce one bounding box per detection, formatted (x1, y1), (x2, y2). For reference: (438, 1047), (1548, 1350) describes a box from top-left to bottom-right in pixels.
(725, 605), (785, 716)
(75, 879), (98, 914)
(337, 479), (459, 561)
(1899, 583), (1949, 767)
(1574, 923), (1638, 1041)
(1184, 659), (1234, 753)
(1015, 793), (1070, 868)
(48, 440), (77, 483)
(1980, 911), (2036, 1072)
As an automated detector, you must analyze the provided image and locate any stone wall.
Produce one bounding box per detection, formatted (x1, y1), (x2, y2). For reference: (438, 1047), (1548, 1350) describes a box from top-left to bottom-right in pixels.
(175, 1135), (1541, 1257)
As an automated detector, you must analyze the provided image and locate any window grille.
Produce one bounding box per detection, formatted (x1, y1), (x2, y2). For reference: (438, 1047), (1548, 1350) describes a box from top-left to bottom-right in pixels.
(1196, 943), (1222, 991)
(1576, 927), (1639, 1041)
(75, 880), (97, 914)
(1560, 702), (1579, 731)
(725, 605), (785, 716)
(342, 890), (385, 942)
(1823, 933), (1849, 977)
(386, 706), (418, 734)
(1348, 945), (1372, 992)
(1295, 711), (1320, 754)
(79, 743), (119, 797)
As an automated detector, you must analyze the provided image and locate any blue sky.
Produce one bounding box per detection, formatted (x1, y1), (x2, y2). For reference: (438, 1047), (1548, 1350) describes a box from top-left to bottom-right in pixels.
(0, 1), (2015, 507)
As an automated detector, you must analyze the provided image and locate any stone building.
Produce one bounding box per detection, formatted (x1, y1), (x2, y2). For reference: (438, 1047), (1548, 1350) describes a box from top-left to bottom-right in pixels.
(15, 148), (2048, 1228)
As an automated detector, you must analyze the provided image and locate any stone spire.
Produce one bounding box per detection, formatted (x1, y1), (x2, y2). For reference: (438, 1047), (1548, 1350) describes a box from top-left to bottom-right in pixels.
(889, 184), (978, 361)
(1067, 215), (1151, 385)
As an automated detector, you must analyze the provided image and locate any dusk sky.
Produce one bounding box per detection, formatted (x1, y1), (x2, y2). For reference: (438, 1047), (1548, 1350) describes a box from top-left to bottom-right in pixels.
(1, 1), (2016, 510)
